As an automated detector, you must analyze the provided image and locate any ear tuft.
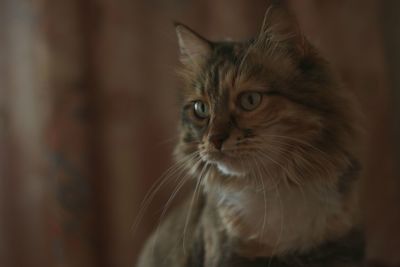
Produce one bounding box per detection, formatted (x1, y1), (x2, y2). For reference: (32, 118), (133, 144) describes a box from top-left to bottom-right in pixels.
(256, 4), (311, 57)
(174, 23), (212, 67)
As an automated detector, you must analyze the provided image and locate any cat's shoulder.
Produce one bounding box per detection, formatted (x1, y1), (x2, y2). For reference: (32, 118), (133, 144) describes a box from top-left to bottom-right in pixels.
(137, 194), (206, 267)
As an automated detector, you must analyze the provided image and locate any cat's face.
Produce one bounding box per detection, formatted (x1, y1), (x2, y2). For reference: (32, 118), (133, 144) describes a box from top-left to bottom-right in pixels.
(174, 10), (355, 184)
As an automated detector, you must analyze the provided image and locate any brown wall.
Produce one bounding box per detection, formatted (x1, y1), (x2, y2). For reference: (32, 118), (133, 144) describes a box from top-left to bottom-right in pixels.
(0, 0), (398, 266)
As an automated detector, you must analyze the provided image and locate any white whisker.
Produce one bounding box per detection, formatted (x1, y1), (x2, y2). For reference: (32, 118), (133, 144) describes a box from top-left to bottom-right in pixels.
(131, 152), (200, 235)
(182, 163), (210, 254)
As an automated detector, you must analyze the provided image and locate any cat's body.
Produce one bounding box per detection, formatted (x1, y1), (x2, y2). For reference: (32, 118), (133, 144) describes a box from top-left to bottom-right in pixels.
(138, 191), (363, 267)
(138, 4), (364, 267)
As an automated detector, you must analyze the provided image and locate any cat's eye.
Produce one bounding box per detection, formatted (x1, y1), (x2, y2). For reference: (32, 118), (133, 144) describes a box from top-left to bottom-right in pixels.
(193, 101), (209, 119)
(239, 92), (262, 111)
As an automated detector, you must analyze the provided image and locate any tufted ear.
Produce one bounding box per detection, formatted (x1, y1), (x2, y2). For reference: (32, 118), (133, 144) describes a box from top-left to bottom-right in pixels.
(175, 23), (212, 68)
(255, 4), (311, 57)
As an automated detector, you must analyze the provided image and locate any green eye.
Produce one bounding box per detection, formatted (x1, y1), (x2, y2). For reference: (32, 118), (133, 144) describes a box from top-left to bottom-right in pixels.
(239, 92), (262, 111)
(193, 101), (209, 119)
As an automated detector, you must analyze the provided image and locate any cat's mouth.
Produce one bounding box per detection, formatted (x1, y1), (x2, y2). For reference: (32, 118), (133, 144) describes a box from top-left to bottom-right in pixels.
(201, 150), (248, 177)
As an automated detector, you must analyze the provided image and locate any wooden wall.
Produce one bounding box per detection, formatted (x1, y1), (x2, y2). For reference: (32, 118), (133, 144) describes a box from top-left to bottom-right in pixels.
(0, 0), (398, 266)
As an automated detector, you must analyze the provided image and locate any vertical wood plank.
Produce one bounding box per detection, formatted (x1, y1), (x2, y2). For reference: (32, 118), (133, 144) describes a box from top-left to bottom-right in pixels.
(366, 0), (400, 266)
(0, 0), (52, 266)
(43, 0), (108, 266)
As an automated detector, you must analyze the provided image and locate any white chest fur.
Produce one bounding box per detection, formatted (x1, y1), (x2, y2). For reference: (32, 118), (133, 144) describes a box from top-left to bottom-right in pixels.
(211, 182), (356, 256)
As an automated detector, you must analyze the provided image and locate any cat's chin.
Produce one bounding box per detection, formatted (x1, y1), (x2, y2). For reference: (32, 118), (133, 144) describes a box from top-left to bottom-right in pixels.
(215, 162), (247, 177)
(201, 151), (248, 177)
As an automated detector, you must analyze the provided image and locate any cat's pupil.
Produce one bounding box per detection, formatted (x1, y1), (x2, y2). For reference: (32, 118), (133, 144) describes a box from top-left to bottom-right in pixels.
(240, 92), (261, 111)
(194, 101), (209, 119)
(248, 95), (254, 105)
(198, 103), (205, 113)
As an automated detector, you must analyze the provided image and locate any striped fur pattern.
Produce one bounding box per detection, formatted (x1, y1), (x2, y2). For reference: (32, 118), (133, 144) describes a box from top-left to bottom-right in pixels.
(138, 4), (363, 267)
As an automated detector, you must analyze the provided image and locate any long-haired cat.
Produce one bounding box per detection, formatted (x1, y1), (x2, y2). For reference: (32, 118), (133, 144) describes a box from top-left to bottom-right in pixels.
(137, 4), (363, 267)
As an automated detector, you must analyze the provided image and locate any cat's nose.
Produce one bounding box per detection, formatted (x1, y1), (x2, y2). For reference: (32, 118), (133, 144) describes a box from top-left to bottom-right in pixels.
(209, 133), (229, 150)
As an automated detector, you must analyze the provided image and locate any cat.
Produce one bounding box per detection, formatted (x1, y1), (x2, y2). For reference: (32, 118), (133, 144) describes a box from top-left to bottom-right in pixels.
(137, 4), (364, 267)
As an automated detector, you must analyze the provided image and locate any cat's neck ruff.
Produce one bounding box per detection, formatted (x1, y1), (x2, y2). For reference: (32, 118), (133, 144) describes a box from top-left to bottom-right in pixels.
(205, 171), (359, 257)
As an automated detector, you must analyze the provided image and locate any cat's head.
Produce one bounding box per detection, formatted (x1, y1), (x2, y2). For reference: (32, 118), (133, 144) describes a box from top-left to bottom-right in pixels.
(173, 6), (357, 187)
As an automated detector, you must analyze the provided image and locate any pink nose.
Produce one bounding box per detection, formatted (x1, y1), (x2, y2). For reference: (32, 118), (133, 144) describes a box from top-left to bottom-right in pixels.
(209, 133), (229, 150)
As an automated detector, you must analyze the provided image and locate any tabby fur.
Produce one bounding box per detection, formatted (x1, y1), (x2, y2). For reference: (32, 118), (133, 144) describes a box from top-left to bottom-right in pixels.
(137, 4), (364, 267)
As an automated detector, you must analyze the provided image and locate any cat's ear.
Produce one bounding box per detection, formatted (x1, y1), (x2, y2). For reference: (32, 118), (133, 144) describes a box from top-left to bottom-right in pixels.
(175, 23), (212, 67)
(256, 4), (311, 57)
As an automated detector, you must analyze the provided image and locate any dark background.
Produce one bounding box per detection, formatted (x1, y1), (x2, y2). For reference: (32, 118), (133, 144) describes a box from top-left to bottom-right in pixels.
(0, 0), (399, 266)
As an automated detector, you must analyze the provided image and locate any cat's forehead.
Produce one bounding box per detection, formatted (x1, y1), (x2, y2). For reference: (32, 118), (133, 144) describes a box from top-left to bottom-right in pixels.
(195, 42), (263, 98)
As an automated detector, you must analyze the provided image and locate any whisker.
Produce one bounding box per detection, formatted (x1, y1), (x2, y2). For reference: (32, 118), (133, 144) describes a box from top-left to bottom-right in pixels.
(251, 156), (269, 244)
(131, 152), (199, 235)
(150, 163), (196, 258)
(258, 143), (304, 183)
(182, 163), (210, 254)
(259, 134), (338, 166)
(240, 136), (336, 181)
(254, 149), (300, 188)
(267, 179), (284, 267)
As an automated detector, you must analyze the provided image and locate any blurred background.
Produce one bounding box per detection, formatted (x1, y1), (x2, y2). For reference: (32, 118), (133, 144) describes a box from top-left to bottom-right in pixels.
(0, 0), (399, 266)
